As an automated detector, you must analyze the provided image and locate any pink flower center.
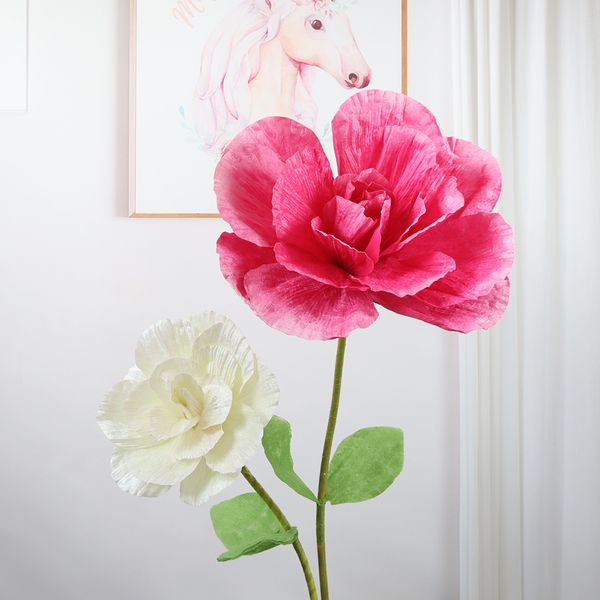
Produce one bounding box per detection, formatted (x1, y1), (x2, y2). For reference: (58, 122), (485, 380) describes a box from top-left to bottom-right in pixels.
(311, 170), (393, 277)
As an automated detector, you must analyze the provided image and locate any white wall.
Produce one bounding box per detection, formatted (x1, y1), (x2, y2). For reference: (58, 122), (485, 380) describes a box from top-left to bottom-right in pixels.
(0, 1), (460, 599)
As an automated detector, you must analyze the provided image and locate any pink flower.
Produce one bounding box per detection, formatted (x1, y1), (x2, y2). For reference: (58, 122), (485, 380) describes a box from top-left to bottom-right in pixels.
(215, 90), (514, 340)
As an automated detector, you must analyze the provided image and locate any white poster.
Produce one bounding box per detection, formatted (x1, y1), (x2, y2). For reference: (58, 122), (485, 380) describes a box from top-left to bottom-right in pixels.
(0, 0), (28, 112)
(131, 0), (404, 216)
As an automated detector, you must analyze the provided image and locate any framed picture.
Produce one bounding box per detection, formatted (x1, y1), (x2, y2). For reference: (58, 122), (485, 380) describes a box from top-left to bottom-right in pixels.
(129, 0), (408, 218)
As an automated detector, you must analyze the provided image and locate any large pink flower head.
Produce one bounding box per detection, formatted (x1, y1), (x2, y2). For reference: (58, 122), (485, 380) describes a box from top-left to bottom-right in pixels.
(216, 90), (514, 340)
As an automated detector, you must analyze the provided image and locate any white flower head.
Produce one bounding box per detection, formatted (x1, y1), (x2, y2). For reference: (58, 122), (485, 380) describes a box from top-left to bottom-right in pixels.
(98, 312), (279, 506)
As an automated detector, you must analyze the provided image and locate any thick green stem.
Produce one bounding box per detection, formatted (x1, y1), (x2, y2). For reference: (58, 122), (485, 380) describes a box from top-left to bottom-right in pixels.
(241, 467), (319, 600)
(316, 337), (348, 600)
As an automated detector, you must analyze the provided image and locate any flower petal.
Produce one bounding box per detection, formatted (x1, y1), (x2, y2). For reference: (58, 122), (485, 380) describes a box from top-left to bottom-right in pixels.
(192, 320), (255, 386)
(318, 195), (379, 250)
(179, 460), (239, 506)
(215, 117), (324, 246)
(273, 243), (366, 290)
(392, 175), (465, 251)
(204, 403), (267, 474)
(176, 425), (224, 460)
(447, 137), (502, 215)
(217, 233), (275, 300)
(361, 251), (456, 297)
(98, 380), (175, 448)
(237, 356), (279, 420)
(312, 228), (376, 278)
(374, 278), (511, 333)
(111, 448), (171, 498)
(271, 143), (334, 251)
(200, 382), (233, 428)
(135, 314), (228, 376)
(332, 90), (448, 176)
(244, 263), (378, 340)
(406, 213), (514, 306)
(122, 437), (200, 485)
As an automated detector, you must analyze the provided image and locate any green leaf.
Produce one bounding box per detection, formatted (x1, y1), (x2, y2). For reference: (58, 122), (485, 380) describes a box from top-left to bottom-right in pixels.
(262, 416), (317, 502)
(326, 427), (404, 505)
(216, 528), (299, 562)
(210, 493), (298, 562)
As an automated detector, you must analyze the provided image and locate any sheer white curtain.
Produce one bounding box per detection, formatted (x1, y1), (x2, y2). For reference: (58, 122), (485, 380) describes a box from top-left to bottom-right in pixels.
(450, 1), (600, 599)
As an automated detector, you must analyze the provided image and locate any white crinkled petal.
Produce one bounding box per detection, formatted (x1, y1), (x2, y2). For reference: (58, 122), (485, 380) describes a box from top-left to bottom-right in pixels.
(98, 380), (168, 448)
(204, 404), (266, 474)
(111, 449), (171, 498)
(192, 321), (255, 383)
(149, 358), (206, 403)
(179, 460), (239, 506)
(147, 405), (196, 442)
(125, 366), (146, 383)
(193, 343), (243, 391)
(122, 437), (200, 485)
(176, 425), (224, 460)
(135, 313), (229, 377)
(200, 382), (233, 428)
(238, 357), (280, 423)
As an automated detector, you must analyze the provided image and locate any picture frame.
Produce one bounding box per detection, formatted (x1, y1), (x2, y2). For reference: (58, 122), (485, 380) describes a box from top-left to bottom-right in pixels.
(129, 0), (408, 218)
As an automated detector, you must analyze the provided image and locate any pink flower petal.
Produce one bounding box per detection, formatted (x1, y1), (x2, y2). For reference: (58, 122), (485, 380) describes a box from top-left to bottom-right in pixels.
(407, 213), (514, 307)
(447, 138), (502, 215)
(334, 168), (391, 199)
(332, 90), (449, 176)
(273, 243), (367, 290)
(318, 196), (378, 251)
(361, 251), (456, 297)
(244, 264), (379, 340)
(312, 227), (376, 278)
(382, 175), (465, 256)
(215, 117), (323, 247)
(374, 278), (511, 333)
(217, 233), (275, 300)
(272, 144), (334, 250)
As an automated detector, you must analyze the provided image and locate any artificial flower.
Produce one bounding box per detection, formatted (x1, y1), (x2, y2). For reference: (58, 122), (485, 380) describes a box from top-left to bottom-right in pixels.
(97, 313), (279, 505)
(216, 90), (514, 340)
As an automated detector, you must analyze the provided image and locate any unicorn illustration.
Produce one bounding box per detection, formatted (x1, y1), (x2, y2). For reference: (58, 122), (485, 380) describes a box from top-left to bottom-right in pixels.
(191, 0), (372, 150)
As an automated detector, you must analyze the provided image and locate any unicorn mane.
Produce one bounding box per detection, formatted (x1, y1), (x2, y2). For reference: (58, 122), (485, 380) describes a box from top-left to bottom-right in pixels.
(191, 0), (319, 152)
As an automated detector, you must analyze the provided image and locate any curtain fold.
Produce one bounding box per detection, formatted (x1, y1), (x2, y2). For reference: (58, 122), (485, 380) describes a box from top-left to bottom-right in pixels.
(452, 1), (600, 599)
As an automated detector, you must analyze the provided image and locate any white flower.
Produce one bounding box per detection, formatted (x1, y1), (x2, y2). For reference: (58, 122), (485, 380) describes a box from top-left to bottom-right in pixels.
(97, 312), (279, 506)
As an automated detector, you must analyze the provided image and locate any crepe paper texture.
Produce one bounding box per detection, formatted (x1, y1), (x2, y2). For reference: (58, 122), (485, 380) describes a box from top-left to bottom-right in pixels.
(211, 493), (299, 562)
(216, 89), (514, 340)
(326, 427), (404, 505)
(262, 416), (318, 502)
(97, 313), (279, 506)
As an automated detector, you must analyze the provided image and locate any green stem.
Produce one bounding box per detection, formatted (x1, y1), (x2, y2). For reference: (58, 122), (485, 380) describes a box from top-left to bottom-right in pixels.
(316, 337), (348, 600)
(241, 467), (319, 600)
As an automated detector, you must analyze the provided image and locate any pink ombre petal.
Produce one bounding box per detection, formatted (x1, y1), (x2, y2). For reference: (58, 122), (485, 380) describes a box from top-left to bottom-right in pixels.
(383, 176), (465, 256)
(408, 213), (514, 307)
(215, 117), (323, 247)
(272, 144), (334, 250)
(447, 137), (502, 215)
(332, 90), (449, 176)
(217, 233), (276, 300)
(373, 278), (511, 333)
(333, 168), (392, 199)
(361, 251), (456, 297)
(376, 126), (440, 200)
(319, 197), (377, 249)
(244, 264), (379, 340)
(274, 243), (367, 290)
(312, 229), (376, 278)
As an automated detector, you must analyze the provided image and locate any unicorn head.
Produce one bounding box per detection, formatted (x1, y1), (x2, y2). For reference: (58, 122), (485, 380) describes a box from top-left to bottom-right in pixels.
(192, 0), (372, 151)
(277, 0), (371, 89)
